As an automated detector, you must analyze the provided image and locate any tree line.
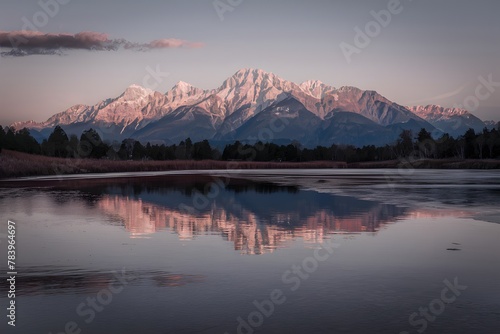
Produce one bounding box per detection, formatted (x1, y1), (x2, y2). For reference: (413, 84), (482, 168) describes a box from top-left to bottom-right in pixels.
(1, 124), (500, 163)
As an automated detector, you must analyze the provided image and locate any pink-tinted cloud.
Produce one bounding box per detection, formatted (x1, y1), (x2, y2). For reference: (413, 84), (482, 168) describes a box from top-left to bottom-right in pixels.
(0, 31), (204, 57)
(147, 39), (204, 49)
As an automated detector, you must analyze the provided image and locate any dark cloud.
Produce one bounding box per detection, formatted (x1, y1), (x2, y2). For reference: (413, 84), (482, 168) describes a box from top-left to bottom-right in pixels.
(0, 31), (204, 57)
(0, 48), (64, 57)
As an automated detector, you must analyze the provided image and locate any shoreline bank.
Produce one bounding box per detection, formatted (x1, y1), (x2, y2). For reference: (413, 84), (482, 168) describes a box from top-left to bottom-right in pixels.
(1, 150), (500, 180)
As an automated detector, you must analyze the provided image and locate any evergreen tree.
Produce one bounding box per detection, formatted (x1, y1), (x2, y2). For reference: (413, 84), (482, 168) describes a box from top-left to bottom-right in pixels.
(463, 128), (477, 159)
(417, 128), (435, 158)
(80, 128), (110, 159)
(68, 135), (79, 158)
(487, 128), (499, 158)
(396, 130), (414, 157)
(476, 130), (485, 159)
(118, 139), (136, 160)
(132, 141), (146, 160)
(50, 126), (69, 157)
(175, 140), (187, 159)
(15, 128), (41, 154)
(193, 140), (213, 160)
(0, 126), (5, 152)
(284, 144), (299, 161)
(185, 138), (193, 159)
(3, 127), (17, 151)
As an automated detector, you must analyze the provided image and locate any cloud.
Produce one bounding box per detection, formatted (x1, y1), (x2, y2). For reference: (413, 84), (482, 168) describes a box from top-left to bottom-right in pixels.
(147, 39), (204, 49)
(0, 31), (204, 57)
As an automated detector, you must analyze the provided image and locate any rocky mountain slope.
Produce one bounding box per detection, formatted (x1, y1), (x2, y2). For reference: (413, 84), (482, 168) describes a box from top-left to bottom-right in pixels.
(12, 68), (493, 147)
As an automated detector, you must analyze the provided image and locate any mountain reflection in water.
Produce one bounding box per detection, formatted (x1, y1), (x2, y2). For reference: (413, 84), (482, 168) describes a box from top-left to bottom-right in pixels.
(45, 176), (409, 254)
(1, 172), (499, 334)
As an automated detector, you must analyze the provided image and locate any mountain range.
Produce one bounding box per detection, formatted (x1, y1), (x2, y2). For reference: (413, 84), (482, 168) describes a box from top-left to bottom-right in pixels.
(12, 68), (497, 147)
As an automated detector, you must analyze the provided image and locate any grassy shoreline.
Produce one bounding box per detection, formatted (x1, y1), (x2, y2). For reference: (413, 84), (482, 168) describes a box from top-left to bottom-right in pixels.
(1, 149), (499, 179)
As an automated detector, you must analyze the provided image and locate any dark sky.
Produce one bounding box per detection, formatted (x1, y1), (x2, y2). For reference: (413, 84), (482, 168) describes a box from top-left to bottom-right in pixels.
(1, 0), (499, 124)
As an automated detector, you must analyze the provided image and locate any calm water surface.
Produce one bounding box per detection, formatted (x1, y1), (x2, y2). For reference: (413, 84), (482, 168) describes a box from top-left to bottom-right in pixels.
(0, 169), (499, 334)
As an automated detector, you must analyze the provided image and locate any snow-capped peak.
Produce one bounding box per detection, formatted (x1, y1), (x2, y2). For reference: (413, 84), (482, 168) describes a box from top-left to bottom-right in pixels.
(300, 80), (324, 88)
(299, 80), (333, 99)
(408, 105), (470, 121)
(17, 68), (491, 144)
(120, 84), (154, 101)
(167, 81), (207, 101)
(11, 120), (40, 129)
(126, 84), (152, 93)
(233, 68), (268, 77)
(172, 81), (195, 92)
(221, 68), (280, 89)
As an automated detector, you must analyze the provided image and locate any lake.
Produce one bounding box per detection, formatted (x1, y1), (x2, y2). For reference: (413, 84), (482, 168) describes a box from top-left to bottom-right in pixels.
(0, 169), (499, 334)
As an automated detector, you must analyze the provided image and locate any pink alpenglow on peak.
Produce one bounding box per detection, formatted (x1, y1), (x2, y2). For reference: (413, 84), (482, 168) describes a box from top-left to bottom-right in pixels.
(299, 80), (335, 99)
(408, 105), (470, 120)
(10, 68), (492, 145)
(120, 85), (155, 101)
(167, 81), (209, 101)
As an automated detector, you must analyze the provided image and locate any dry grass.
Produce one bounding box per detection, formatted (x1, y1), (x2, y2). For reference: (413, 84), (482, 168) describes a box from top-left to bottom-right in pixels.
(0, 150), (348, 179)
(2, 150), (498, 179)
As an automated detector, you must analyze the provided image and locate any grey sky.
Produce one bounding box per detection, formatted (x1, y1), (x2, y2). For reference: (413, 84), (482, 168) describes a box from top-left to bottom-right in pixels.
(0, 0), (499, 125)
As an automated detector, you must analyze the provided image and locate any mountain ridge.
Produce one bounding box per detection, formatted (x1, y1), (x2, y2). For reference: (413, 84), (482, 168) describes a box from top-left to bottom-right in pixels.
(11, 68), (494, 147)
